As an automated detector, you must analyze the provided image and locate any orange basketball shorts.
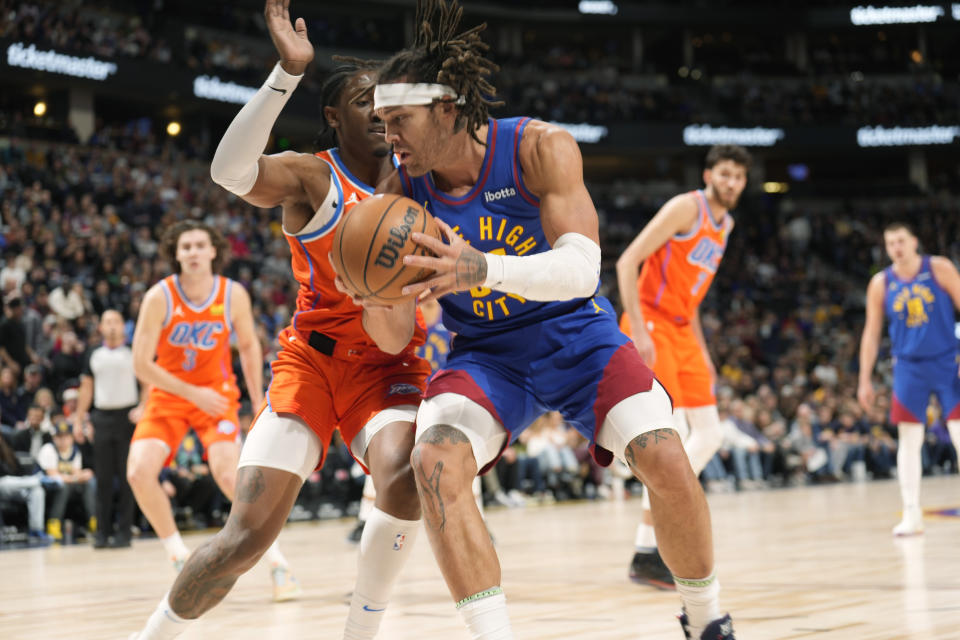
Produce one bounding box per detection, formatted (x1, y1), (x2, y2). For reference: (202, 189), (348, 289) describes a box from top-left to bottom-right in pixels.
(256, 326), (431, 469)
(622, 307), (715, 408)
(133, 387), (242, 465)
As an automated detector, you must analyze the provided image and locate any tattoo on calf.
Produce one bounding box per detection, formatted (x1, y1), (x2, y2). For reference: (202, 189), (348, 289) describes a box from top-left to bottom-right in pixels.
(455, 250), (487, 289)
(236, 468), (265, 504)
(170, 536), (238, 617)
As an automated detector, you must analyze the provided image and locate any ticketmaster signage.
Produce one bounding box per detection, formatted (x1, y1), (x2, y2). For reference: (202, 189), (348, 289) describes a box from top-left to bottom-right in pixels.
(193, 75), (258, 104)
(682, 124), (785, 147)
(550, 121), (610, 144)
(6, 42), (117, 80)
(850, 4), (945, 24)
(857, 125), (960, 147)
(578, 0), (619, 15)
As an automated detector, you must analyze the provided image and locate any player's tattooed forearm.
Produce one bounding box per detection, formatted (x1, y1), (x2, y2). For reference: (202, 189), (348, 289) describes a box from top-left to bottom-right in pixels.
(236, 467), (265, 503)
(420, 424), (470, 446)
(455, 250), (487, 289)
(412, 447), (447, 533)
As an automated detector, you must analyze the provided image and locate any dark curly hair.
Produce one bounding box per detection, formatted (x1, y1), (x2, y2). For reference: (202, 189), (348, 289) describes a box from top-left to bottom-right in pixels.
(378, 0), (503, 144)
(160, 220), (230, 275)
(705, 144), (753, 171)
(315, 56), (383, 149)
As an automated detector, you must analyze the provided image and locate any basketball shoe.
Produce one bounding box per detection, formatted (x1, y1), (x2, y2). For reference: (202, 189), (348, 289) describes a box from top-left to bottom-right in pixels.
(346, 520), (365, 543)
(271, 564), (303, 602)
(172, 555), (187, 573)
(679, 611), (735, 639)
(628, 549), (675, 590)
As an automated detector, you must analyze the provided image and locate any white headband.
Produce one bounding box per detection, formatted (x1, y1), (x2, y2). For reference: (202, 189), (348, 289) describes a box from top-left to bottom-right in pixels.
(374, 83), (465, 109)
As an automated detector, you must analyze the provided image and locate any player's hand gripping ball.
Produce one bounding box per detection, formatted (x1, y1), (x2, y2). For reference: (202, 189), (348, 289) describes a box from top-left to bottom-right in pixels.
(331, 194), (443, 305)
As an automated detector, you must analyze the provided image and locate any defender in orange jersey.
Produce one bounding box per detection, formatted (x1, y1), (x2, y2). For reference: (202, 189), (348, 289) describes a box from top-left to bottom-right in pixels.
(616, 144), (751, 590)
(127, 219), (300, 600)
(131, 3), (428, 639)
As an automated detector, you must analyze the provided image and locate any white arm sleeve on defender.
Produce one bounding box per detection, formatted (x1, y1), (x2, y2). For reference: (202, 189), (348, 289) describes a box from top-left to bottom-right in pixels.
(209, 63), (303, 195)
(482, 232), (601, 301)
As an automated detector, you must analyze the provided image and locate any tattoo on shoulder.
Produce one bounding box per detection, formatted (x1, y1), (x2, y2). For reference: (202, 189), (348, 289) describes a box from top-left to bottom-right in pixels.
(236, 468), (265, 503)
(455, 250), (487, 289)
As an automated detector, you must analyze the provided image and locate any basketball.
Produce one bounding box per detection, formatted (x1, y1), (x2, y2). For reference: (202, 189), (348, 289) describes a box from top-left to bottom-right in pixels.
(331, 194), (443, 304)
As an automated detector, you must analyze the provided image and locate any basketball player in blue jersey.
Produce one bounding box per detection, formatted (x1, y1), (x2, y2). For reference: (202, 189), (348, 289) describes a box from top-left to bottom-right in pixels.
(369, 2), (735, 639)
(858, 222), (960, 536)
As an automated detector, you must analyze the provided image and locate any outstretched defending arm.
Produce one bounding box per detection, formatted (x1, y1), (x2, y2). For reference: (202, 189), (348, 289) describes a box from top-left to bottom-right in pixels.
(210, 0), (330, 220)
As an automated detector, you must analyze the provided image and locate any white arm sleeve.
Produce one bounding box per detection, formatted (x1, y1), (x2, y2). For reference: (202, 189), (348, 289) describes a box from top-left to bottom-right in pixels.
(209, 63), (303, 195)
(482, 232), (601, 301)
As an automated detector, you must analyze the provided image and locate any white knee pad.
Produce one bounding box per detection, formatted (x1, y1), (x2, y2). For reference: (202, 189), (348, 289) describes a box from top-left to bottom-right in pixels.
(597, 380), (675, 465)
(415, 393), (508, 472)
(238, 408), (322, 481)
(350, 404), (418, 462)
(684, 405), (723, 474)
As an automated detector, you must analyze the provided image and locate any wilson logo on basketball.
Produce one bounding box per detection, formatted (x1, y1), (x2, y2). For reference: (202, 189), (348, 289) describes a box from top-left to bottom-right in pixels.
(374, 206), (419, 269)
(483, 187), (516, 203)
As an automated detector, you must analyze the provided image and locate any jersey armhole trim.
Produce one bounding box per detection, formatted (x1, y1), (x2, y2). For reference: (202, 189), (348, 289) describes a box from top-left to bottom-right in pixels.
(224, 279), (234, 333)
(673, 191), (703, 241)
(159, 279), (173, 328)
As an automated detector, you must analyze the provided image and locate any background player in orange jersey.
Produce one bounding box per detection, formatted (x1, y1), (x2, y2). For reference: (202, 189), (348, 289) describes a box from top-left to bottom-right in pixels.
(127, 219), (299, 601)
(131, 2), (430, 639)
(616, 144), (751, 589)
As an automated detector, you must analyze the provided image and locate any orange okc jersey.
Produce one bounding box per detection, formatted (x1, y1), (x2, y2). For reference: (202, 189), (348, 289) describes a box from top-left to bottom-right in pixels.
(284, 148), (424, 350)
(156, 274), (238, 392)
(637, 189), (733, 322)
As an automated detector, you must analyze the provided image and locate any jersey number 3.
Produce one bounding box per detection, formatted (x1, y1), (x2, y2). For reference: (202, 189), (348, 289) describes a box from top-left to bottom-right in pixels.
(182, 348), (197, 371)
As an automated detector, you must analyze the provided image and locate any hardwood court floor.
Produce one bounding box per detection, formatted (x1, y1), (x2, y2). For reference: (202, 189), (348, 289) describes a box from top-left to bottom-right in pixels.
(1, 476), (958, 640)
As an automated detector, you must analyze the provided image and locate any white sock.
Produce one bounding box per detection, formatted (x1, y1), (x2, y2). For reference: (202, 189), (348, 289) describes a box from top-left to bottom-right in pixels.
(457, 588), (513, 640)
(358, 476), (376, 523)
(161, 532), (190, 560)
(683, 406), (723, 474)
(473, 476), (485, 518)
(135, 593), (192, 640)
(265, 538), (287, 568)
(343, 508), (419, 640)
(897, 423), (924, 511)
(634, 489), (657, 552)
(675, 572), (721, 638)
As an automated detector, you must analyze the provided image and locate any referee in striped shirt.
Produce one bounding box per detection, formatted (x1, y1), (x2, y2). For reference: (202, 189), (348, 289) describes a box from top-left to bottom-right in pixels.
(74, 309), (141, 548)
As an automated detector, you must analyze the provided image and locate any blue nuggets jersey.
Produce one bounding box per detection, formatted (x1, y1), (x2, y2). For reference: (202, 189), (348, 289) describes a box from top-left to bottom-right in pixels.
(400, 117), (590, 338)
(885, 256), (958, 359)
(417, 319), (452, 372)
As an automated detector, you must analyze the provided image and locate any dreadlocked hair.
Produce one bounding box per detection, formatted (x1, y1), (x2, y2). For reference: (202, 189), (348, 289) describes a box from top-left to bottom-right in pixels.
(315, 56), (382, 149)
(379, 0), (503, 144)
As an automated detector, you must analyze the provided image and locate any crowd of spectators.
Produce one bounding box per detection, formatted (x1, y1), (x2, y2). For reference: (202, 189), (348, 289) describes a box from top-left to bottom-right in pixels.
(4, 1), (958, 128)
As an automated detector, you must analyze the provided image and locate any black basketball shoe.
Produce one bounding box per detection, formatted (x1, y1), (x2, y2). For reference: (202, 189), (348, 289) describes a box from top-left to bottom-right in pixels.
(628, 549), (676, 590)
(679, 611), (735, 640)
